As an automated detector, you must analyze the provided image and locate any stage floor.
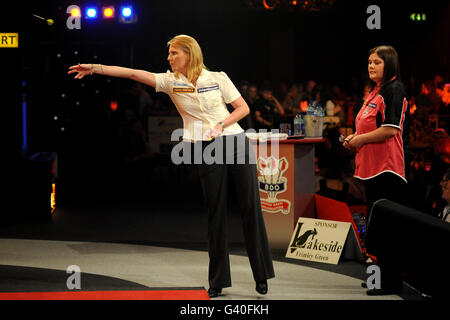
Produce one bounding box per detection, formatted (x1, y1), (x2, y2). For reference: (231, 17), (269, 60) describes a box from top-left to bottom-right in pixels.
(0, 192), (423, 300)
(0, 237), (401, 300)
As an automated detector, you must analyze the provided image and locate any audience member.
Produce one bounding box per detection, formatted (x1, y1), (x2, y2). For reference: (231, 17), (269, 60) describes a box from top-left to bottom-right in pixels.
(239, 80), (250, 101)
(253, 84), (285, 130)
(275, 81), (289, 103)
(438, 168), (450, 222)
(282, 83), (303, 115)
(316, 126), (364, 204)
(305, 79), (317, 101)
(310, 84), (339, 117)
(247, 84), (259, 107)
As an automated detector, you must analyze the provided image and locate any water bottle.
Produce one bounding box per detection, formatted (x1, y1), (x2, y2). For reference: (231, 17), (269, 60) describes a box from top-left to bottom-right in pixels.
(307, 102), (324, 116)
(306, 103), (314, 115)
(316, 103), (324, 116)
(293, 113), (303, 136)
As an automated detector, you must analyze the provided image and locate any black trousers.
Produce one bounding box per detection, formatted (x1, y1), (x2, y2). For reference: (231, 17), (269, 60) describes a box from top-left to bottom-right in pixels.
(363, 172), (407, 222)
(364, 172), (407, 289)
(184, 133), (275, 288)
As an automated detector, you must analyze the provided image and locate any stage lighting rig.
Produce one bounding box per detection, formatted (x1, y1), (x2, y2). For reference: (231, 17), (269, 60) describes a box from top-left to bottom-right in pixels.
(65, 3), (138, 29)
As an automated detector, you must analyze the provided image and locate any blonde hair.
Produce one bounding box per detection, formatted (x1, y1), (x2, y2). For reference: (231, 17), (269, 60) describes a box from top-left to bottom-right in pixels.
(167, 34), (207, 84)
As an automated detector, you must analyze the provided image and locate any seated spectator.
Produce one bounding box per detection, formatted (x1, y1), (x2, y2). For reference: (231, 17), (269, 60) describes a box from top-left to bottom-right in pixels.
(305, 80), (317, 101)
(282, 83), (303, 115)
(275, 81), (289, 104)
(424, 129), (450, 216)
(247, 84), (259, 108)
(316, 127), (363, 204)
(239, 80), (250, 101)
(253, 84), (285, 130)
(438, 168), (450, 222)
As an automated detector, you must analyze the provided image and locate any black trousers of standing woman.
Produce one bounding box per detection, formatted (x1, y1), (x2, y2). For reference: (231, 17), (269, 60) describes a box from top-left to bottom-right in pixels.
(185, 133), (275, 289)
(364, 172), (407, 222)
(364, 172), (407, 290)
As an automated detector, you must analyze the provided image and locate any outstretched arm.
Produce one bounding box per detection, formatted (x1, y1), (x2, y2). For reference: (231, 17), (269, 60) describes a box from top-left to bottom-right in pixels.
(67, 63), (156, 88)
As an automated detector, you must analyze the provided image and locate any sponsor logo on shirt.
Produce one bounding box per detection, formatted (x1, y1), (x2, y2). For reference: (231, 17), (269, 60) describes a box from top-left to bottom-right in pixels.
(173, 87), (195, 93)
(173, 82), (190, 87)
(197, 85), (219, 93)
(368, 102), (377, 108)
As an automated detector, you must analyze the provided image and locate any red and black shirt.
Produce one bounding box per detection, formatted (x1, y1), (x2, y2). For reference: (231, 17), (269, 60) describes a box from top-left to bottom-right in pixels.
(354, 79), (410, 182)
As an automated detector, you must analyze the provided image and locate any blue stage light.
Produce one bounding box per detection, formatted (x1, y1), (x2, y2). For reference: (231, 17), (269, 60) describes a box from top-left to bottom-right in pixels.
(122, 7), (132, 17)
(119, 5), (137, 23)
(86, 8), (97, 19)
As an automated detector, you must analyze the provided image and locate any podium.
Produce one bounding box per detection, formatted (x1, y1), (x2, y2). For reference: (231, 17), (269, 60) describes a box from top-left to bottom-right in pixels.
(250, 138), (325, 249)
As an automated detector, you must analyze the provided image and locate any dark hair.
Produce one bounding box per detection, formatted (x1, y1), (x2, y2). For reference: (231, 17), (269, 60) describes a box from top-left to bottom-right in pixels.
(368, 45), (402, 90)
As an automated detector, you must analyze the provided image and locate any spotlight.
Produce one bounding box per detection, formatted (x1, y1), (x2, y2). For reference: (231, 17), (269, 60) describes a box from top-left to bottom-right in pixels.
(119, 5), (137, 24)
(122, 7), (132, 17)
(71, 7), (81, 18)
(86, 8), (98, 19)
(103, 6), (115, 19)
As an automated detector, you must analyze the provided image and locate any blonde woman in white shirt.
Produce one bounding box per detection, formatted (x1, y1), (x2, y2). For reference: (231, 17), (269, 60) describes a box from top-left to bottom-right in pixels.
(68, 34), (274, 298)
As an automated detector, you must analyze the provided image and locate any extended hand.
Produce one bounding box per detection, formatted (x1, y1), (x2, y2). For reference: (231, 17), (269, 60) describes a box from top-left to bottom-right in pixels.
(67, 63), (92, 79)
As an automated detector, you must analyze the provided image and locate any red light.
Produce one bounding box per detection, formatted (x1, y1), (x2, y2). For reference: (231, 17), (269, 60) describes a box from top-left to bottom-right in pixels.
(110, 101), (118, 112)
(300, 100), (308, 112)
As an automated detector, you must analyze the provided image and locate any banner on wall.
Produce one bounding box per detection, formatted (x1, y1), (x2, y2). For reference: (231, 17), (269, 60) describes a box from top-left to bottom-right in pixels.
(286, 217), (351, 265)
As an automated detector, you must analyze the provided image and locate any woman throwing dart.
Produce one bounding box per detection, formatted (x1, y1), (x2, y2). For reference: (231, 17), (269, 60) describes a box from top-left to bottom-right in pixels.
(68, 34), (275, 298)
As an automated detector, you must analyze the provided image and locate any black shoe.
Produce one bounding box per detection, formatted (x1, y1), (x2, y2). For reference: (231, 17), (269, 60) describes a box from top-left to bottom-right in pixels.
(256, 280), (268, 295)
(361, 282), (367, 288)
(366, 287), (401, 296)
(208, 288), (222, 298)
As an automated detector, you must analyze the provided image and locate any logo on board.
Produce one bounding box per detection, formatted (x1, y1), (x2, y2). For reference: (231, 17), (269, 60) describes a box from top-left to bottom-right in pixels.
(257, 156), (291, 214)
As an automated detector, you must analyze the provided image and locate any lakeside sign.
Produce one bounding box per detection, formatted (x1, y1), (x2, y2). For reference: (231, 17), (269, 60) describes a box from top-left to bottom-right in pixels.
(286, 217), (351, 265)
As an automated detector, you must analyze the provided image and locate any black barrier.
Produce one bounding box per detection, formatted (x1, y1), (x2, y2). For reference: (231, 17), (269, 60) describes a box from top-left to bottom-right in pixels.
(367, 199), (450, 299)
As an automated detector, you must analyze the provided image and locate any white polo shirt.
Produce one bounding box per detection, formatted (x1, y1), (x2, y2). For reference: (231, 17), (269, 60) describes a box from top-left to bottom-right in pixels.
(154, 69), (244, 141)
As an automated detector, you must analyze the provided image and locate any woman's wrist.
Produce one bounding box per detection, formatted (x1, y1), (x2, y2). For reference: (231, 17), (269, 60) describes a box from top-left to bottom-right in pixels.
(218, 121), (225, 131)
(91, 64), (104, 75)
